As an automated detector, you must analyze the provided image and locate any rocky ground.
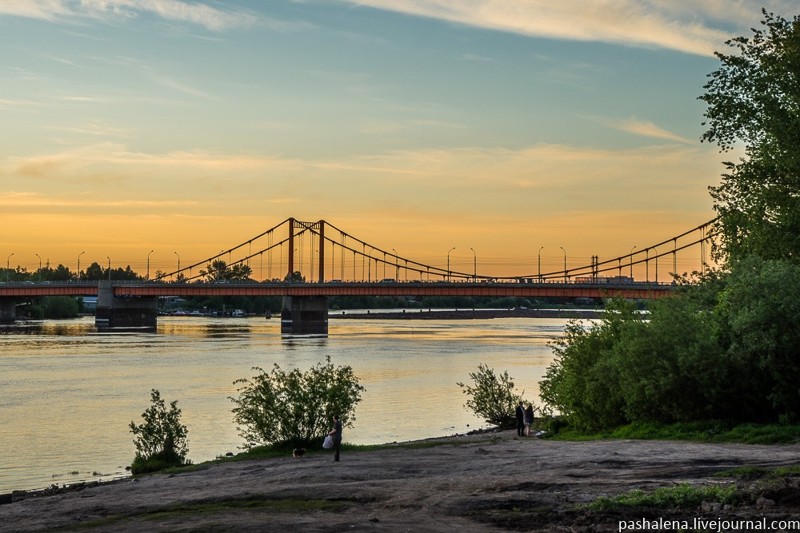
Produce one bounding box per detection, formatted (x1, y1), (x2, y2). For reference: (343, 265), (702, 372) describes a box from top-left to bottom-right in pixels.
(2, 430), (799, 532)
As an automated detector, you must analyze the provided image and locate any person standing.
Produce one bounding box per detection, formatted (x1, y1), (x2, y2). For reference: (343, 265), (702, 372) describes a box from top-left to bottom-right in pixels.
(329, 415), (342, 462)
(524, 403), (534, 436)
(515, 401), (525, 437)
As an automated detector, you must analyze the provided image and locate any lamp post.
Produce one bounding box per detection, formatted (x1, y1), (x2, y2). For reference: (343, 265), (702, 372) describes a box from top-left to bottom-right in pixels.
(629, 245), (636, 280)
(174, 251), (181, 273)
(6, 252), (13, 283)
(447, 247), (455, 282)
(77, 251), (85, 281)
(146, 249), (154, 281)
(538, 246), (544, 281)
(106, 256), (111, 280)
(35, 253), (41, 281)
(469, 247), (476, 280)
(559, 246), (567, 283)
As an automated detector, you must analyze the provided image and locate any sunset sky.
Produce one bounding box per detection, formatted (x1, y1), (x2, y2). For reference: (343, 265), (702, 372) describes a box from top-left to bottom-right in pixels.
(0, 1), (790, 279)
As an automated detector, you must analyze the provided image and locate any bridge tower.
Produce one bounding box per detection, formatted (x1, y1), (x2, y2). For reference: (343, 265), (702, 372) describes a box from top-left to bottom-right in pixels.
(282, 218), (329, 335)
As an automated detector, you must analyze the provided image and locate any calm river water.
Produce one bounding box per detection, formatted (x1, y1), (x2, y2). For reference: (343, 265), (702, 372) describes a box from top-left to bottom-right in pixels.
(0, 314), (570, 493)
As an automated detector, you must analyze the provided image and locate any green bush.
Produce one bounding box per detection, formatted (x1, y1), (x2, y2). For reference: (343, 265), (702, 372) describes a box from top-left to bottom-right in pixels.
(457, 363), (526, 428)
(129, 389), (189, 474)
(230, 356), (365, 449)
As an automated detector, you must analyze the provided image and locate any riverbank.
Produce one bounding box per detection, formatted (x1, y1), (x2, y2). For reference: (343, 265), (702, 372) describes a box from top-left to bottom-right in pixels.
(2, 430), (799, 532)
(329, 307), (604, 320)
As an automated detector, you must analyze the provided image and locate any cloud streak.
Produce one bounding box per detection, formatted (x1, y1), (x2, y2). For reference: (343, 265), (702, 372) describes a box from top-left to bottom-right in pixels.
(343, 0), (786, 56)
(0, 0), (255, 31)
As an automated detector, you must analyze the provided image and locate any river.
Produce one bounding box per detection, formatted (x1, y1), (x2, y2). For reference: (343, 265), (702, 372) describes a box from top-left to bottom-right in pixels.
(0, 314), (570, 493)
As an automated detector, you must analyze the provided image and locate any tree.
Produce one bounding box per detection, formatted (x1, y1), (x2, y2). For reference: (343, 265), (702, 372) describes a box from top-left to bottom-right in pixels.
(230, 357), (365, 449)
(539, 300), (638, 431)
(700, 10), (800, 262)
(129, 389), (189, 474)
(457, 364), (526, 428)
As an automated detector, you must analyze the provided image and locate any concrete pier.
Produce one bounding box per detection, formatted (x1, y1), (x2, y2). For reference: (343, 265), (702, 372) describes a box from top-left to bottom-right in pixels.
(95, 281), (158, 331)
(281, 296), (328, 335)
(0, 298), (16, 323)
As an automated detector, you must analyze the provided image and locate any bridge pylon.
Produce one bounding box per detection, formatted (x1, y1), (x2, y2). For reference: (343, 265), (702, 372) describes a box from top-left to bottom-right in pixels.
(95, 281), (158, 331)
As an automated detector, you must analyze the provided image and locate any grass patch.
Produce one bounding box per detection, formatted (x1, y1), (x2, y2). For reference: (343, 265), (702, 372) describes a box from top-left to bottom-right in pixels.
(586, 483), (738, 512)
(715, 463), (800, 480)
(547, 421), (800, 444)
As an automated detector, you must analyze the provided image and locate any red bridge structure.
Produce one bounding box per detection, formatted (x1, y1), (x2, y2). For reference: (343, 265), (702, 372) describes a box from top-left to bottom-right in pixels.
(0, 218), (716, 335)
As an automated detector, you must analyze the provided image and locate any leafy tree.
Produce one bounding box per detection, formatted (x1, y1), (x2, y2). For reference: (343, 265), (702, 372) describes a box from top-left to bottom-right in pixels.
(41, 296), (80, 318)
(457, 363), (526, 428)
(716, 256), (800, 422)
(539, 299), (638, 431)
(700, 10), (800, 262)
(129, 389), (189, 474)
(284, 270), (305, 283)
(230, 356), (365, 449)
(84, 262), (105, 280)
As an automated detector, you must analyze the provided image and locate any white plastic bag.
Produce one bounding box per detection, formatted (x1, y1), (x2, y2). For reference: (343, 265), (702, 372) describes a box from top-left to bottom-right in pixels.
(323, 435), (334, 449)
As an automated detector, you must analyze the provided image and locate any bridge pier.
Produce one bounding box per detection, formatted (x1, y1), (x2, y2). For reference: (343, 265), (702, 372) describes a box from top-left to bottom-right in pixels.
(95, 281), (158, 331)
(281, 296), (328, 336)
(0, 297), (17, 323)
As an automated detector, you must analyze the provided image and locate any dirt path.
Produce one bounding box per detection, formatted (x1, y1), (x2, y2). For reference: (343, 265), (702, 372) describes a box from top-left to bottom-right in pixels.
(2, 431), (799, 532)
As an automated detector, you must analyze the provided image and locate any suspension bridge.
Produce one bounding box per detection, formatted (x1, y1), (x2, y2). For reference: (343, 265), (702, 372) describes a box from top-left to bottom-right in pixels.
(0, 217), (717, 334)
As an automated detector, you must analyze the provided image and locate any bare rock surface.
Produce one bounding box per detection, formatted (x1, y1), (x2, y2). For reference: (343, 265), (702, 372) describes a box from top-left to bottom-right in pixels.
(2, 431), (799, 532)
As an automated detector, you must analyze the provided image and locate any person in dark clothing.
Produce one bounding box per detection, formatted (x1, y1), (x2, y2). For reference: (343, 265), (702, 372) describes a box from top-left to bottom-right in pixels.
(524, 403), (534, 436)
(515, 401), (525, 437)
(329, 415), (342, 462)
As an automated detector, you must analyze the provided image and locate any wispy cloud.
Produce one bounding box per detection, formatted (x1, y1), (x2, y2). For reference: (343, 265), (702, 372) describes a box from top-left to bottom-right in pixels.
(342, 0), (786, 56)
(0, 0), (256, 31)
(583, 115), (696, 144)
(609, 118), (695, 144)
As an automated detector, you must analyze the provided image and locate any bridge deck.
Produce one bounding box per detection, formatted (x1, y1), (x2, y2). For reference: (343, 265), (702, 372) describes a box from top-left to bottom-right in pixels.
(0, 281), (672, 299)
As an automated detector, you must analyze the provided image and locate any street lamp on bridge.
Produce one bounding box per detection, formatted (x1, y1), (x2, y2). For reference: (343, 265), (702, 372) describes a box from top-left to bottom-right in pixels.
(470, 247), (476, 280)
(35, 253), (41, 281)
(6, 252), (13, 283)
(146, 250), (154, 281)
(559, 246), (567, 283)
(538, 246), (544, 281)
(174, 251), (181, 274)
(630, 245), (636, 280)
(447, 247), (455, 282)
(77, 251), (85, 281)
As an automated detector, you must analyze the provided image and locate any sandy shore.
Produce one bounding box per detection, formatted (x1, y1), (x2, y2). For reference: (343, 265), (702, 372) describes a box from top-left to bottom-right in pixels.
(2, 430), (799, 532)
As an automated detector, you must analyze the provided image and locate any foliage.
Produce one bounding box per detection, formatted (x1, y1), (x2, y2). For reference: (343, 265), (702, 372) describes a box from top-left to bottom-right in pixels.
(700, 10), (800, 263)
(457, 363), (526, 428)
(129, 389), (189, 474)
(716, 256), (800, 421)
(540, 257), (800, 430)
(230, 356), (365, 449)
(40, 296), (80, 319)
(284, 270), (305, 283)
(539, 299), (638, 431)
(200, 259), (253, 282)
(586, 483), (738, 511)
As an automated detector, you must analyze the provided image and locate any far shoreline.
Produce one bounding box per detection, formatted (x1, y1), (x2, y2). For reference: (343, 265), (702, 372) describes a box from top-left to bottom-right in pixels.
(328, 307), (603, 320)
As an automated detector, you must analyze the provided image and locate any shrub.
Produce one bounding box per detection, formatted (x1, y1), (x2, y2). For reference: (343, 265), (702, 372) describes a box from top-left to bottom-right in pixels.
(230, 356), (365, 449)
(457, 363), (526, 428)
(129, 389), (189, 474)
